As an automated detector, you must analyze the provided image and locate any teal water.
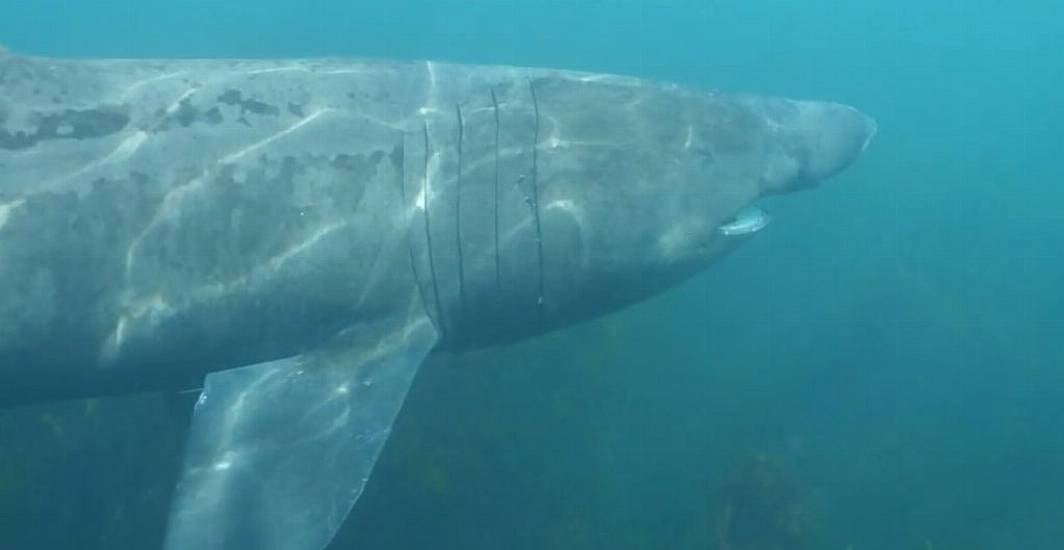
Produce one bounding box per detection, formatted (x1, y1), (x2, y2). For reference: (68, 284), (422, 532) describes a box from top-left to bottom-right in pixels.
(2, 1), (1062, 548)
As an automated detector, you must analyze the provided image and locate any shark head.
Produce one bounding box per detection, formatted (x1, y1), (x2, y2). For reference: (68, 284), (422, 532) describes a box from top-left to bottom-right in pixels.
(442, 76), (875, 347)
(761, 98), (878, 192)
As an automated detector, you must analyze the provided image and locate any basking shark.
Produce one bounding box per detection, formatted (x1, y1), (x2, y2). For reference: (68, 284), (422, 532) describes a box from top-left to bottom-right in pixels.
(0, 50), (875, 549)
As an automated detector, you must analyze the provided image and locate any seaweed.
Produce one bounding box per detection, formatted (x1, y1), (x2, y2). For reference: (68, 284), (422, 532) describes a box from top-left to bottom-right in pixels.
(710, 452), (823, 550)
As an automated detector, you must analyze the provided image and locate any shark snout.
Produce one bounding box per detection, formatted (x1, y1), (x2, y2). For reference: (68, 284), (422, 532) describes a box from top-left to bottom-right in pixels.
(794, 101), (877, 183)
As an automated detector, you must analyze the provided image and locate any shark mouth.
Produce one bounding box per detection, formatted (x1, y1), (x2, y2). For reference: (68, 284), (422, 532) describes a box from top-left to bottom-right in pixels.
(718, 206), (771, 236)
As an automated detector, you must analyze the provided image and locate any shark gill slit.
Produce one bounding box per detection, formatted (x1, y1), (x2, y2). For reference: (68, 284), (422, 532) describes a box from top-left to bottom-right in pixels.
(490, 87), (501, 292)
(401, 136), (437, 333)
(528, 79), (545, 326)
(454, 103), (467, 320)
(422, 122), (448, 339)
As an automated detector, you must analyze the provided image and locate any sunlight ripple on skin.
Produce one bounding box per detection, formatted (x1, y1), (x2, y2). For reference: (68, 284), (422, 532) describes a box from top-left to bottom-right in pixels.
(110, 109), (340, 360)
(123, 108), (331, 278)
(107, 221), (347, 360)
(221, 108), (331, 164)
(117, 71), (190, 102)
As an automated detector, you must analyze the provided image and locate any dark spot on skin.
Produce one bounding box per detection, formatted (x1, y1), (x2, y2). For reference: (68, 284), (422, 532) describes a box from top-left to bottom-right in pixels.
(331, 154), (359, 171)
(130, 171), (150, 185)
(287, 103), (305, 117)
(241, 98), (278, 116)
(330, 150), (385, 175)
(217, 88), (279, 117)
(0, 106), (130, 150)
(217, 89), (243, 106)
(346, 91), (355, 99)
(693, 146), (715, 168)
(173, 99), (199, 127)
(204, 107), (223, 124)
(156, 102), (224, 132)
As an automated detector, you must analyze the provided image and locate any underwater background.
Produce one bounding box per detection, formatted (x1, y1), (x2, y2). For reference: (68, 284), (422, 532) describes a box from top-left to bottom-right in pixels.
(1, 0), (1062, 548)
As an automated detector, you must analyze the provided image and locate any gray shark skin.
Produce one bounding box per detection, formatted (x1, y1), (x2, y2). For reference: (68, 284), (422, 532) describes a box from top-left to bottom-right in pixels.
(0, 51), (875, 550)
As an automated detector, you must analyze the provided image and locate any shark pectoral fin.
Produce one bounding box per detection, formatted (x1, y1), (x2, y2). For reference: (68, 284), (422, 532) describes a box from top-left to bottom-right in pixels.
(162, 313), (439, 550)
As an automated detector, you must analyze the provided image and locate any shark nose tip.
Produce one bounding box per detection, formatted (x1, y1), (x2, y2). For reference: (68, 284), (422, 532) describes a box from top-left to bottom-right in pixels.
(798, 103), (876, 182)
(861, 114), (878, 153)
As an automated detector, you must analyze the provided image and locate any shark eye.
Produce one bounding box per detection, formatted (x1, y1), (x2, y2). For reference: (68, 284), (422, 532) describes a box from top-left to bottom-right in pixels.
(719, 206), (771, 236)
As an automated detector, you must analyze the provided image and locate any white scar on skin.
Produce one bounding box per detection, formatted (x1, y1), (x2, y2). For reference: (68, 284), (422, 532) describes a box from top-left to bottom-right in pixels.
(426, 61), (437, 92)
(0, 198), (26, 231)
(415, 61), (441, 117)
(410, 150), (442, 214)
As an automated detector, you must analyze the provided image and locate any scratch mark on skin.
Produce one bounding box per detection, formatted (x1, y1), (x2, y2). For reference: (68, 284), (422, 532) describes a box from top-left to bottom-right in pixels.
(0, 198), (26, 231)
(409, 151), (441, 213)
(426, 61), (437, 93)
(416, 61), (440, 121)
